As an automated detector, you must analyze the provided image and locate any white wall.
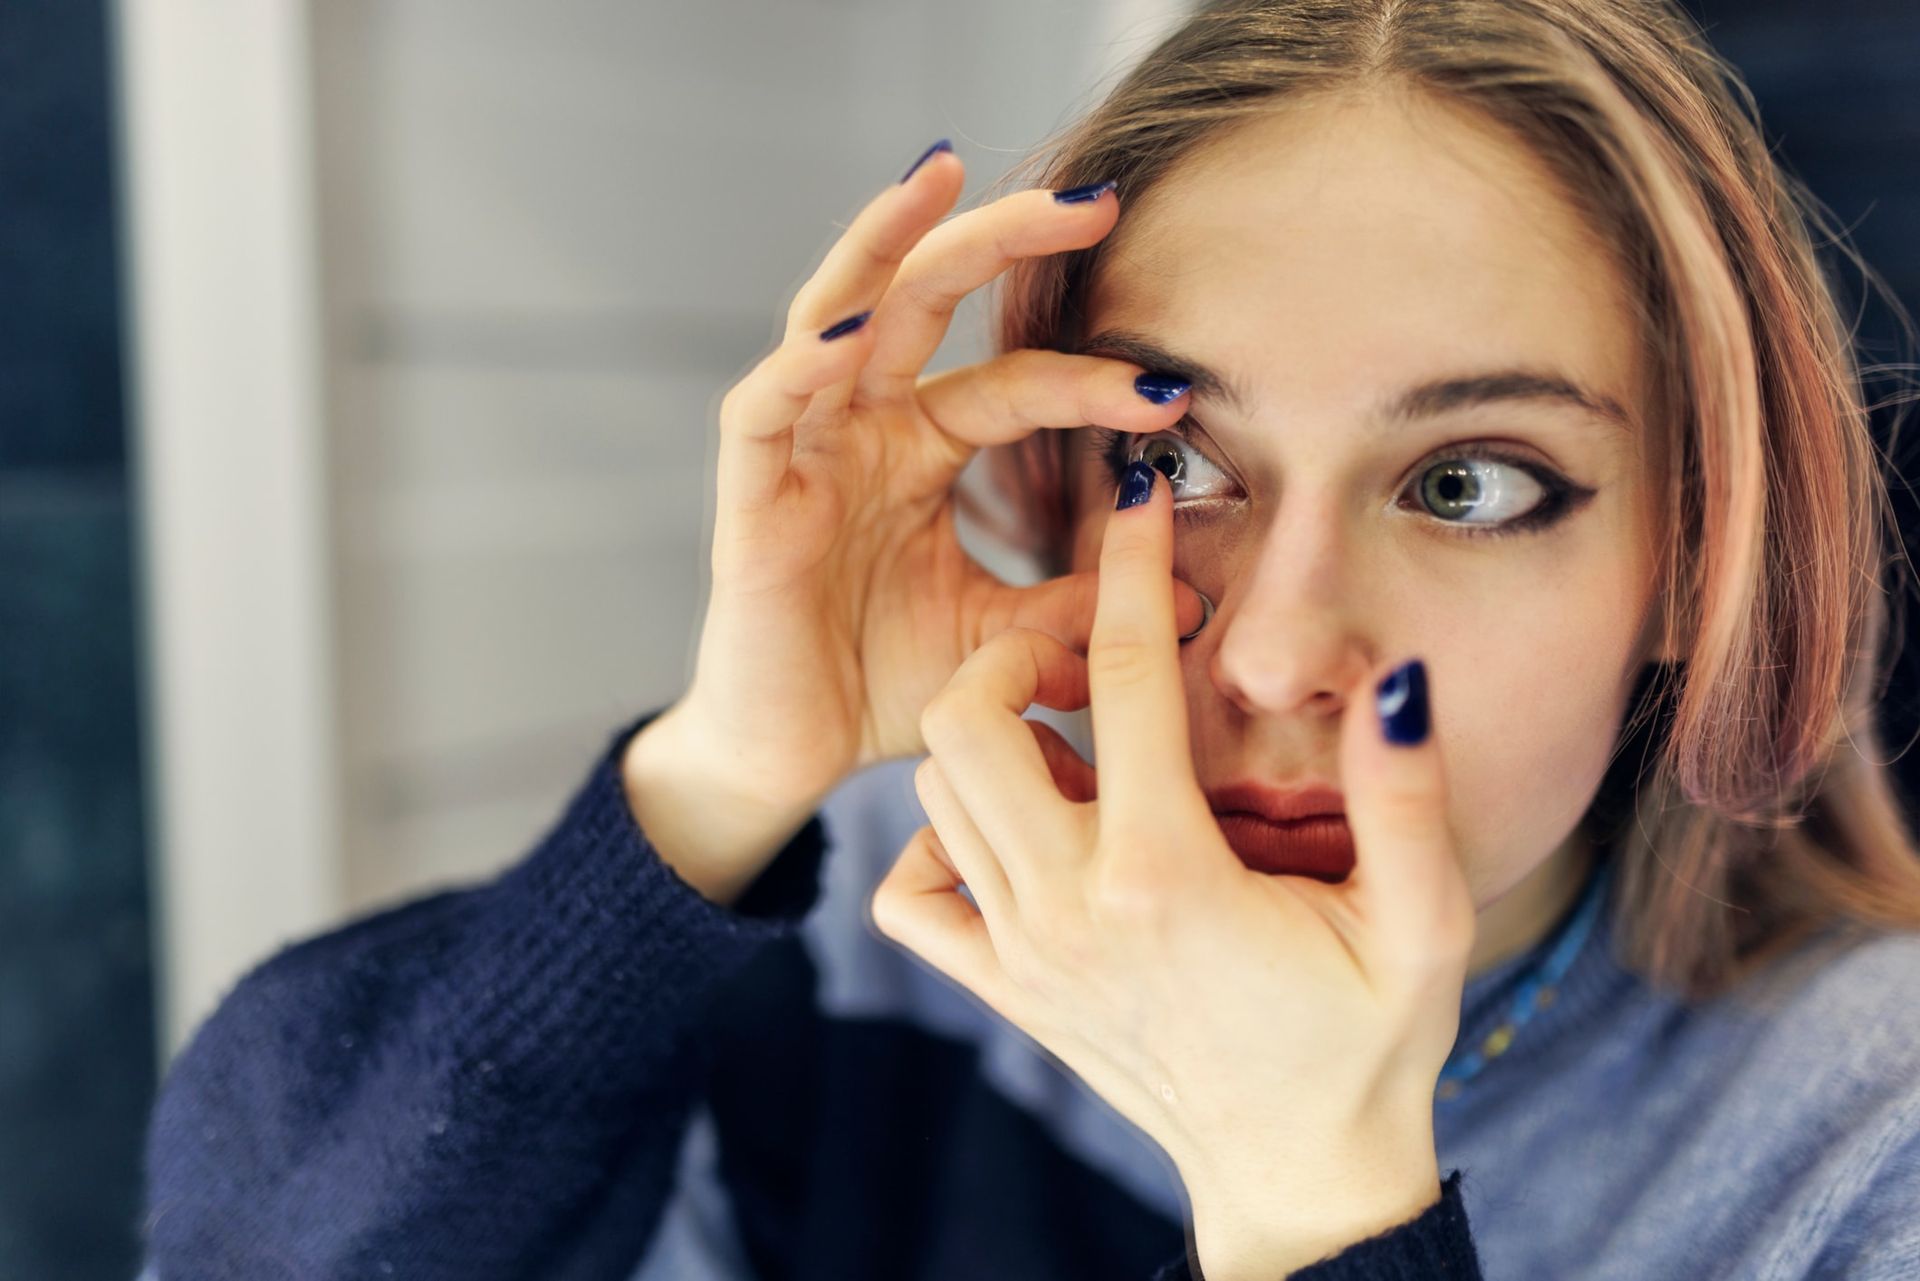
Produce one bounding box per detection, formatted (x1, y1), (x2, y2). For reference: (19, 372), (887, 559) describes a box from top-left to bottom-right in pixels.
(115, 0), (344, 1058)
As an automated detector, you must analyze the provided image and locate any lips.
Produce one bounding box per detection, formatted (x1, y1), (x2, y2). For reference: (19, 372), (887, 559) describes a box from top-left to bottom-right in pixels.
(1213, 813), (1355, 882)
(1203, 780), (1345, 822)
(1203, 779), (1353, 881)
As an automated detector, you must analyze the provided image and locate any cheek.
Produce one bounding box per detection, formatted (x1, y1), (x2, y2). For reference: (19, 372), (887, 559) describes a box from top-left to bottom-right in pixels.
(1428, 585), (1642, 901)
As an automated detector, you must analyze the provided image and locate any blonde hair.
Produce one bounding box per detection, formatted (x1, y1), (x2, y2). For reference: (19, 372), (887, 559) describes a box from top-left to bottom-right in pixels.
(968, 0), (1920, 1000)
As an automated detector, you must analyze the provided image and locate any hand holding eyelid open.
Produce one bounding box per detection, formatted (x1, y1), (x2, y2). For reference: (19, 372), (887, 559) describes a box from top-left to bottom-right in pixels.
(645, 139), (1204, 873)
(873, 457), (1476, 1269)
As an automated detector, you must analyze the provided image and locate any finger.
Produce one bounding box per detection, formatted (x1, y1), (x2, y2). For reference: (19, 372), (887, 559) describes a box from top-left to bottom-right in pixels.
(855, 182), (1120, 401)
(1337, 658), (1477, 981)
(716, 320), (880, 511)
(782, 141), (964, 344)
(1028, 719), (1097, 804)
(919, 627), (1093, 898)
(911, 347), (1190, 477)
(970, 568), (1208, 657)
(1087, 462), (1202, 846)
(869, 825), (1023, 1020)
(715, 144), (964, 512)
(912, 753), (1014, 923)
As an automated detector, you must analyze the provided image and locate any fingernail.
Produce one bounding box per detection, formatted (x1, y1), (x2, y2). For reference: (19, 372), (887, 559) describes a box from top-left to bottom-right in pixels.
(1177, 588), (1214, 643)
(1377, 659), (1430, 746)
(1117, 458), (1156, 510)
(1054, 179), (1117, 205)
(819, 310), (873, 341)
(900, 139), (952, 184)
(1134, 373), (1191, 404)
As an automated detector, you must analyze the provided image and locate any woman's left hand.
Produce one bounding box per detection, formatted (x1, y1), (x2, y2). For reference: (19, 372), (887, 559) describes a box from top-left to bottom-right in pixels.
(869, 460), (1479, 1279)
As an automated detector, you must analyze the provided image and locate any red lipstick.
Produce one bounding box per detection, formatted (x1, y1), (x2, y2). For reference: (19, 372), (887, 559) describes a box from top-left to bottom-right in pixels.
(1204, 780), (1354, 882)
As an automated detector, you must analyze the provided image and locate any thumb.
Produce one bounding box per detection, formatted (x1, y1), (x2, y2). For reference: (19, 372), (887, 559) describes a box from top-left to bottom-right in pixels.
(1339, 658), (1474, 975)
(984, 570), (1207, 653)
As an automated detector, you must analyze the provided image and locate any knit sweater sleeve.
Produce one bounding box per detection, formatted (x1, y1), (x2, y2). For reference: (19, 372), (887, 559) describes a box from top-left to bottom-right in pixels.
(1145, 1169), (1482, 1280)
(140, 706), (830, 1281)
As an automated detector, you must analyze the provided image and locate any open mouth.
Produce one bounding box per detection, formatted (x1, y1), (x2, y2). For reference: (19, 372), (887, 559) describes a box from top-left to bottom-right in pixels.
(1213, 811), (1356, 882)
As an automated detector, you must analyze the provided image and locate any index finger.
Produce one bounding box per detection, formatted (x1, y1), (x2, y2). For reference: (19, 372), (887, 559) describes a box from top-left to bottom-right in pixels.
(1086, 458), (1197, 829)
(855, 182), (1122, 402)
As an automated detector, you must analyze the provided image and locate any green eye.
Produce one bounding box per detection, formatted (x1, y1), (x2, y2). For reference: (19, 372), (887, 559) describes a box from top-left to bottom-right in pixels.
(1418, 458), (1544, 522)
(1403, 452), (1582, 540)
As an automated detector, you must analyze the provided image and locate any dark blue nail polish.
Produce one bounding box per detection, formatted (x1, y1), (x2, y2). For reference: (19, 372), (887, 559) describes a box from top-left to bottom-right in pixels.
(900, 139), (952, 184)
(819, 310), (873, 341)
(1377, 659), (1430, 746)
(1134, 373), (1191, 404)
(1054, 179), (1117, 205)
(1117, 458), (1156, 510)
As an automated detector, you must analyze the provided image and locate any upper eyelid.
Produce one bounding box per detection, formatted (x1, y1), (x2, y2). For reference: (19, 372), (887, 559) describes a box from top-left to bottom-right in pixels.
(1114, 420), (1567, 479)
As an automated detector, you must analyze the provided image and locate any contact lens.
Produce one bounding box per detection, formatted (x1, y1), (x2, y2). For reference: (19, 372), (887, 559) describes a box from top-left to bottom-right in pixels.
(1138, 436), (1185, 488)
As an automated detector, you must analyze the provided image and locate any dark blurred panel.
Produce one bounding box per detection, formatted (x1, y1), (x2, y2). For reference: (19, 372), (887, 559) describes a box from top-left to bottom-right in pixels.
(1682, 2), (1920, 393)
(0, 0), (154, 1277)
(0, 0), (127, 471)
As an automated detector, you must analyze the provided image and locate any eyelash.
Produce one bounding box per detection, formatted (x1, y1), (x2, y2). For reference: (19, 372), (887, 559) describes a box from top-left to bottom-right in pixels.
(1081, 418), (1586, 541)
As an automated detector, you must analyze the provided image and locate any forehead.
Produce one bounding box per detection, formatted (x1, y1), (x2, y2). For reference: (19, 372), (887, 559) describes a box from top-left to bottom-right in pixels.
(1086, 88), (1646, 425)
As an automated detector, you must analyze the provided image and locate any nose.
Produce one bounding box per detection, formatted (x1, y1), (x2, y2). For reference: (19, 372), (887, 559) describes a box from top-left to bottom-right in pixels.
(1204, 508), (1376, 720)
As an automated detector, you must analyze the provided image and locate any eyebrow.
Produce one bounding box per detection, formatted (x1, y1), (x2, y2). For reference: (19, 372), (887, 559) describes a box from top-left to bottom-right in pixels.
(1075, 329), (1635, 435)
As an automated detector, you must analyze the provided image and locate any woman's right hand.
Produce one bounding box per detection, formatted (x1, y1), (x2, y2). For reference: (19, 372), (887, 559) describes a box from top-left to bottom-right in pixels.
(629, 142), (1203, 893)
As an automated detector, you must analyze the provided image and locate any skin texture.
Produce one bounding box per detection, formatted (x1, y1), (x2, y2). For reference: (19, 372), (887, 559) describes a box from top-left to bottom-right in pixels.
(1062, 86), (1673, 979)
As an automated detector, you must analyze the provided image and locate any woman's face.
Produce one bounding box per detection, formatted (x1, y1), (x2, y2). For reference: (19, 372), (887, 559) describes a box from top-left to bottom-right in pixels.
(1065, 89), (1668, 967)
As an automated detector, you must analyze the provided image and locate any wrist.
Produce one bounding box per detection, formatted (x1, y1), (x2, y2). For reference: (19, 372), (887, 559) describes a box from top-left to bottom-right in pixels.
(625, 696), (827, 809)
(620, 701), (827, 907)
(1183, 1123), (1441, 1279)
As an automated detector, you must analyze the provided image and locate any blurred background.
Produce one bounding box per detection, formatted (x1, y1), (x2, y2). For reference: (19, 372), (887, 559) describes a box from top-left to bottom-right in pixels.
(2, 0), (1916, 1276)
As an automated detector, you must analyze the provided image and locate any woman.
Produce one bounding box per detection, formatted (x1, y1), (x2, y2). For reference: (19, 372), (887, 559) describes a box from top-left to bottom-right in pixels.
(141, 1), (1920, 1277)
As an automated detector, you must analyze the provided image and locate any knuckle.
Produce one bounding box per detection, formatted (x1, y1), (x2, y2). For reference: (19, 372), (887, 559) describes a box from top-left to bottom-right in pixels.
(893, 220), (970, 301)
(918, 691), (973, 751)
(868, 874), (906, 940)
(1378, 787), (1448, 838)
(989, 625), (1045, 660)
(888, 263), (952, 318)
(965, 627), (1036, 681)
(987, 350), (1052, 417)
(912, 755), (941, 803)
(1089, 864), (1171, 931)
(725, 346), (793, 414)
(983, 219), (1023, 270)
(1377, 917), (1470, 987)
(1000, 345), (1051, 381)
(975, 625), (1020, 655)
(984, 361), (1023, 425)
(783, 279), (825, 332)
(718, 376), (751, 424)
(856, 233), (901, 279)
(1375, 940), (1452, 989)
(1086, 636), (1157, 687)
(917, 701), (946, 750)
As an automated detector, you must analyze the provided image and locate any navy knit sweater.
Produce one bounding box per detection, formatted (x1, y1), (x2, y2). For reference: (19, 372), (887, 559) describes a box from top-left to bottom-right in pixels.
(139, 706), (1920, 1279)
